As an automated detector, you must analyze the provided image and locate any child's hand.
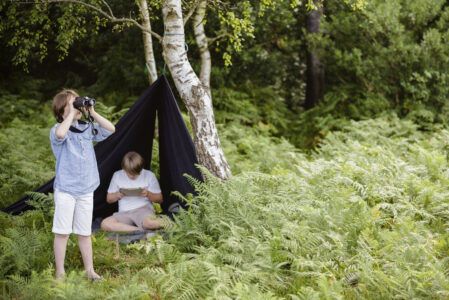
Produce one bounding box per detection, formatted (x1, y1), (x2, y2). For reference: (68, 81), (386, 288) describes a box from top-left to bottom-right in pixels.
(140, 188), (149, 198)
(141, 189), (161, 202)
(115, 191), (125, 200)
(88, 105), (95, 114)
(68, 97), (77, 116)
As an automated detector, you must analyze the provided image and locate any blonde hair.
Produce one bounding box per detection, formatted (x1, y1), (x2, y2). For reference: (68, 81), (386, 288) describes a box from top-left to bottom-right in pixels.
(122, 151), (144, 175)
(52, 89), (79, 123)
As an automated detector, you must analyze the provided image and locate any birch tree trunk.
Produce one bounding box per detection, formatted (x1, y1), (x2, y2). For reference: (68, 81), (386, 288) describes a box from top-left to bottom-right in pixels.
(137, 0), (157, 84)
(162, 0), (231, 180)
(193, 0), (211, 97)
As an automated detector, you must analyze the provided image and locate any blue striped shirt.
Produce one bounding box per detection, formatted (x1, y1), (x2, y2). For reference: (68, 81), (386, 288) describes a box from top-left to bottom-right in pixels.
(50, 121), (113, 195)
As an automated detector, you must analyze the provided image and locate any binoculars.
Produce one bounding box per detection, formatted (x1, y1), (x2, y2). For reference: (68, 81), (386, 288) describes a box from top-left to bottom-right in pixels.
(74, 96), (96, 109)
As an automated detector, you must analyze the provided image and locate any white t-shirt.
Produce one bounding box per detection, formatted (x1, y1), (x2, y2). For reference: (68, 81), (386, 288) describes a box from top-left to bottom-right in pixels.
(107, 169), (161, 212)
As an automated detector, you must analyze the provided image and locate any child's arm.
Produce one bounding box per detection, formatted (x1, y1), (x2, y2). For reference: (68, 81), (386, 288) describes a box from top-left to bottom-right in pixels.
(141, 173), (163, 203)
(106, 173), (123, 203)
(88, 106), (115, 133)
(140, 189), (163, 203)
(55, 98), (77, 139)
(106, 192), (125, 204)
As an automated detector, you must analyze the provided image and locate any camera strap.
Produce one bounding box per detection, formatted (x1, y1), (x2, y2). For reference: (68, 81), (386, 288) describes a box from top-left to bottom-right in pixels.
(87, 109), (99, 135)
(79, 108), (94, 123)
(69, 110), (98, 135)
(69, 121), (90, 133)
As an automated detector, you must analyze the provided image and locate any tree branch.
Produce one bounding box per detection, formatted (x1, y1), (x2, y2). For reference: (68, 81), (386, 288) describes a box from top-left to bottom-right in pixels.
(207, 33), (230, 44)
(18, 0), (163, 42)
(183, 0), (201, 25)
(100, 0), (114, 18)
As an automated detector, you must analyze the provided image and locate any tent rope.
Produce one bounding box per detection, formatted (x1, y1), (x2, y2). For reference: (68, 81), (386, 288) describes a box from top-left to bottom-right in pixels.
(145, 62), (157, 81)
(164, 32), (185, 36)
(162, 43), (189, 75)
(161, 33), (188, 76)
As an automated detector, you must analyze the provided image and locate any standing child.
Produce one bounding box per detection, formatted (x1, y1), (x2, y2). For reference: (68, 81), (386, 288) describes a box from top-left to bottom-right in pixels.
(50, 89), (115, 280)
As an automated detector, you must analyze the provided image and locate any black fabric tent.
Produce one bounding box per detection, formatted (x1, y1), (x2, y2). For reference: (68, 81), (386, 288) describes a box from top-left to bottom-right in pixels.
(1, 75), (203, 218)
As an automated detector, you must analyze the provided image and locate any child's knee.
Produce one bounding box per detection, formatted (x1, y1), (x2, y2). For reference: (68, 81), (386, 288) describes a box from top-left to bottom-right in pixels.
(142, 218), (161, 230)
(101, 219), (113, 231)
(76, 233), (91, 239)
(55, 233), (70, 239)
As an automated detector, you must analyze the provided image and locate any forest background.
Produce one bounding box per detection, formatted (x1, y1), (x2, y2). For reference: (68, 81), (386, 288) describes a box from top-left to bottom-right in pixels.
(1, 0), (449, 298)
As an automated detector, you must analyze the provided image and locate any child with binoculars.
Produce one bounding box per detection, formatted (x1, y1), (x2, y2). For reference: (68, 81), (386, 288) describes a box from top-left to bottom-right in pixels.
(50, 89), (115, 281)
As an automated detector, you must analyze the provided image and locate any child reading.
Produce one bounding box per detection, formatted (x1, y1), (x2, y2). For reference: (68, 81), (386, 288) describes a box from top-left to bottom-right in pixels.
(101, 151), (163, 232)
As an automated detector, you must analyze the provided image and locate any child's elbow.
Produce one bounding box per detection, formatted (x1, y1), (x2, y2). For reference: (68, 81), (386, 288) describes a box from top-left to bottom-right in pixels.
(55, 132), (65, 139)
(106, 194), (114, 203)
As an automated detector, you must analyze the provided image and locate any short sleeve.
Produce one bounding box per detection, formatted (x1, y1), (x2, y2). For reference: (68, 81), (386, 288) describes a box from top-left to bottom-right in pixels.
(107, 172), (120, 193)
(92, 123), (113, 142)
(147, 172), (161, 194)
(50, 125), (68, 145)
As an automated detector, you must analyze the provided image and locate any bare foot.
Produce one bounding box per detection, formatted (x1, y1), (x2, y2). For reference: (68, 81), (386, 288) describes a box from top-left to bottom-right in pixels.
(86, 270), (102, 281)
(55, 272), (66, 281)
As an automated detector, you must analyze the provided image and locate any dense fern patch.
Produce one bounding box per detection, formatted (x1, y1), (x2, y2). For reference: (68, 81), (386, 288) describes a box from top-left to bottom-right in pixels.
(1, 114), (449, 299)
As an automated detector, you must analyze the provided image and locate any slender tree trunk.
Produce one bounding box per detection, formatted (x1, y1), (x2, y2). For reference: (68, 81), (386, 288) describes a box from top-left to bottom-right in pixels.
(137, 0), (157, 84)
(193, 0), (211, 97)
(162, 0), (231, 180)
(305, 0), (324, 109)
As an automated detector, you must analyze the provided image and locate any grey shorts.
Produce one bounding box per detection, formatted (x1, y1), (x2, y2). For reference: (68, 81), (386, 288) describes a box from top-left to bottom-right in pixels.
(112, 205), (155, 229)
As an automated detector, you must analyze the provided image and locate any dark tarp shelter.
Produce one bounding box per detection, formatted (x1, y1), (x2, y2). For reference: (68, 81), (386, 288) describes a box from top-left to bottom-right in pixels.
(1, 75), (203, 219)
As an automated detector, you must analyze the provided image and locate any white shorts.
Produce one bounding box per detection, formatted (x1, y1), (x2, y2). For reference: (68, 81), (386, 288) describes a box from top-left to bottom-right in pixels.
(52, 189), (93, 236)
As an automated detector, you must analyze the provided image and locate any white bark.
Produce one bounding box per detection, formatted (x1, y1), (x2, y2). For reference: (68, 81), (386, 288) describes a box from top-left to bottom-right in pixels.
(193, 0), (211, 97)
(162, 0), (231, 180)
(137, 0), (157, 84)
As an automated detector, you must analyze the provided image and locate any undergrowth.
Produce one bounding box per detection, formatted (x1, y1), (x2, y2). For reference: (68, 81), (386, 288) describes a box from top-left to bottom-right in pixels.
(2, 114), (449, 298)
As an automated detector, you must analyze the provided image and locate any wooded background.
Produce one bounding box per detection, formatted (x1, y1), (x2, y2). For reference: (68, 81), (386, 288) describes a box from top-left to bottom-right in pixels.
(1, 0), (449, 298)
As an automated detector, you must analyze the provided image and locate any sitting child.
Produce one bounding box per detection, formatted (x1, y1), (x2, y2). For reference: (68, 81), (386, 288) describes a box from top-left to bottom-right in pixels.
(101, 151), (163, 232)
